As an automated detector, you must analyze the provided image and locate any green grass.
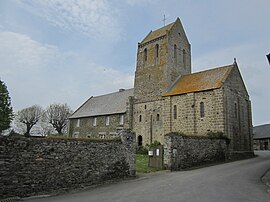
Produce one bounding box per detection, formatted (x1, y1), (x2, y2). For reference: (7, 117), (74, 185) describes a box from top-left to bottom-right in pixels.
(136, 154), (160, 173)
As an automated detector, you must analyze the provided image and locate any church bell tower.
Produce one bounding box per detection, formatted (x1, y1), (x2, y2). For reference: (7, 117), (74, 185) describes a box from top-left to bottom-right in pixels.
(134, 18), (191, 101)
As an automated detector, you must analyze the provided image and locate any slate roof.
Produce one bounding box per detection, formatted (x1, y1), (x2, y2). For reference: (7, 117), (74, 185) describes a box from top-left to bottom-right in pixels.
(69, 89), (134, 119)
(253, 124), (270, 139)
(163, 64), (233, 97)
(141, 21), (175, 44)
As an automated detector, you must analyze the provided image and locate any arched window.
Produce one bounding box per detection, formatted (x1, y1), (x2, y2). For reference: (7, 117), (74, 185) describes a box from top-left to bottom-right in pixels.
(173, 105), (177, 119)
(143, 48), (147, 63)
(174, 44), (177, 65)
(235, 103), (238, 119)
(183, 49), (186, 68)
(155, 44), (159, 64)
(156, 114), (160, 121)
(200, 102), (205, 118)
(138, 135), (143, 146)
(139, 115), (142, 122)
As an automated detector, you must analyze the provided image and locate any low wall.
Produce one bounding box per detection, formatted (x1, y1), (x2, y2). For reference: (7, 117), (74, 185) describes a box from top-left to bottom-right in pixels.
(0, 130), (135, 200)
(164, 134), (227, 170)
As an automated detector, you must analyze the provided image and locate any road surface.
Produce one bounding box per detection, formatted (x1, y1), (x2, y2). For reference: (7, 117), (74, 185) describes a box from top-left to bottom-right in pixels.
(25, 151), (270, 202)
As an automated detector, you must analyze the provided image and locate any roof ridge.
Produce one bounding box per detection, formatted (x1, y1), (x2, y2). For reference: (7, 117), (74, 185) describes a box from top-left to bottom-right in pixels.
(191, 64), (233, 75)
(91, 88), (134, 99)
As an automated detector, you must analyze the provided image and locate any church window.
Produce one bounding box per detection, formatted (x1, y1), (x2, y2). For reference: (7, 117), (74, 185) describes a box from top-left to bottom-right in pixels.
(200, 102), (205, 118)
(143, 48), (147, 63)
(183, 49), (186, 68)
(93, 117), (97, 126)
(139, 115), (142, 122)
(174, 44), (177, 64)
(155, 44), (159, 64)
(157, 114), (160, 121)
(106, 116), (110, 126)
(235, 103), (238, 119)
(119, 114), (124, 125)
(76, 119), (80, 127)
(173, 105), (177, 119)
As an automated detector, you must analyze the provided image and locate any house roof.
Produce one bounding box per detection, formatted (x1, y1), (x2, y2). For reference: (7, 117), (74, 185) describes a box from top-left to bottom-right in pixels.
(253, 124), (270, 139)
(163, 64), (234, 97)
(140, 21), (175, 44)
(69, 88), (134, 119)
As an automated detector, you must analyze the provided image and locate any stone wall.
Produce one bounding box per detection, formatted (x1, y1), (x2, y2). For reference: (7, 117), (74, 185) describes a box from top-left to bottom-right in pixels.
(0, 130), (135, 200)
(223, 66), (253, 151)
(169, 89), (225, 136)
(164, 133), (227, 170)
(69, 113), (129, 139)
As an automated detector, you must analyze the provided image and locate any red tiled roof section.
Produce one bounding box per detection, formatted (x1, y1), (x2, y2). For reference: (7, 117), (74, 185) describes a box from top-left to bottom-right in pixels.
(141, 22), (175, 44)
(163, 65), (233, 97)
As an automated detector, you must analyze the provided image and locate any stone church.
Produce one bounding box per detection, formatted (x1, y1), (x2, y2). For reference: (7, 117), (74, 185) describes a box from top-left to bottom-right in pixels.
(69, 18), (253, 152)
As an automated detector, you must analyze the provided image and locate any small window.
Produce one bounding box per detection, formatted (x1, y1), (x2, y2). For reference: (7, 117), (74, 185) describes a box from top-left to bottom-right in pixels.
(174, 44), (177, 59)
(119, 114), (124, 125)
(235, 103), (238, 119)
(155, 44), (159, 58)
(99, 134), (106, 139)
(183, 49), (186, 67)
(200, 102), (205, 118)
(173, 105), (177, 119)
(106, 116), (110, 126)
(93, 117), (97, 126)
(145, 105), (147, 109)
(143, 48), (147, 62)
(157, 114), (160, 121)
(139, 115), (142, 122)
(155, 44), (159, 64)
(73, 132), (79, 138)
(76, 119), (80, 127)
(109, 132), (117, 138)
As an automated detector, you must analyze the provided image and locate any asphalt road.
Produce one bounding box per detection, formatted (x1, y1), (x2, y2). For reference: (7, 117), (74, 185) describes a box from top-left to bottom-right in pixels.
(25, 151), (270, 202)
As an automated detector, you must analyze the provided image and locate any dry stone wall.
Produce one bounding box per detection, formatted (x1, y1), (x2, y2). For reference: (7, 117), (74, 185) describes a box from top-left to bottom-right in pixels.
(0, 130), (135, 200)
(164, 133), (228, 170)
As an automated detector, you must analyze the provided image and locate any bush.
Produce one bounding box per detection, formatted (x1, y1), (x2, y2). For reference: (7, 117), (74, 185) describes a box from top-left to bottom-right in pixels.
(136, 146), (148, 154)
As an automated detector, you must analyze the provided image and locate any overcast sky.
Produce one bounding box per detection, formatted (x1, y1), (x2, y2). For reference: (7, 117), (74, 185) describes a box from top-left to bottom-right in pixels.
(0, 0), (269, 126)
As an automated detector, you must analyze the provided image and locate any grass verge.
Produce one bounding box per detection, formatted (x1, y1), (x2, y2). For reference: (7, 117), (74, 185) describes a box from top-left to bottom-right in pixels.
(136, 154), (160, 173)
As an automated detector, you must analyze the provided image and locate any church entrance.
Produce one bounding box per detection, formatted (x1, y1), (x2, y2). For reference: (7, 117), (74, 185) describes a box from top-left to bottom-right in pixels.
(138, 135), (143, 146)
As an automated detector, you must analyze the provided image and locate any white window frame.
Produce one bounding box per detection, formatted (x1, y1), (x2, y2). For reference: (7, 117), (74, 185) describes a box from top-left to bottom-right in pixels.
(99, 132), (106, 139)
(93, 117), (97, 126)
(119, 114), (124, 125)
(73, 132), (79, 138)
(106, 116), (110, 126)
(109, 132), (117, 138)
(76, 119), (80, 127)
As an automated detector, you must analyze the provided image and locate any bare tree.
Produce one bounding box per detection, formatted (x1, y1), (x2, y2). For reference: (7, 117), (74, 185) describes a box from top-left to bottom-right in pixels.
(45, 103), (72, 135)
(16, 105), (44, 137)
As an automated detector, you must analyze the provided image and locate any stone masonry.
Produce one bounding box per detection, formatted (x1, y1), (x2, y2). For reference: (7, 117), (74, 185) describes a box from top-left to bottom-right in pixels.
(0, 130), (135, 200)
(164, 133), (228, 170)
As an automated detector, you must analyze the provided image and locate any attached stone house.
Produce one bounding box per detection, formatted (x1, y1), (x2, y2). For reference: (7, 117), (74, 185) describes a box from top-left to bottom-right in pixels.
(69, 18), (253, 152)
(69, 89), (133, 139)
(253, 124), (270, 150)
